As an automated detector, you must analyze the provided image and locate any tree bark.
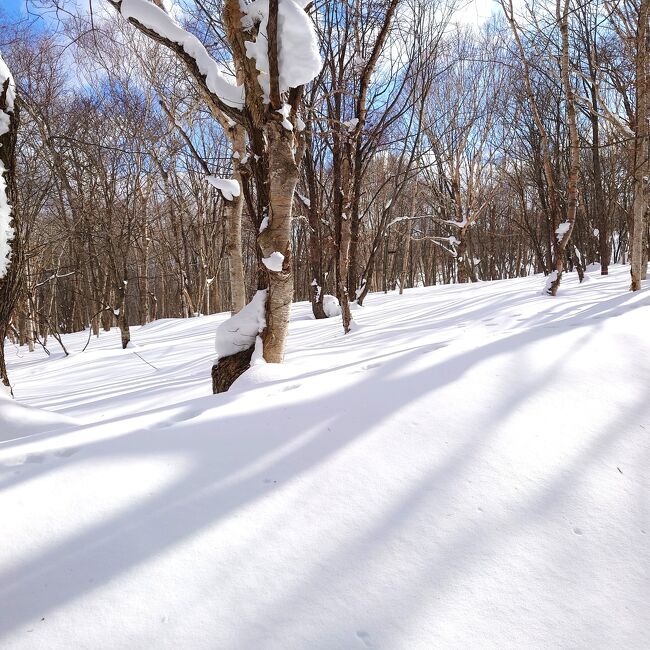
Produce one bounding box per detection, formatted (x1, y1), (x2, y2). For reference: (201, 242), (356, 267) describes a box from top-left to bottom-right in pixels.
(0, 71), (20, 394)
(548, 0), (580, 296)
(630, 0), (649, 291)
(258, 123), (299, 362)
(225, 125), (247, 313)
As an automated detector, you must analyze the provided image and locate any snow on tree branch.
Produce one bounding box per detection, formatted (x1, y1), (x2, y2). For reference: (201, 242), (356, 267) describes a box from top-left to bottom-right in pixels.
(242, 0), (321, 102)
(206, 175), (241, 201)
(114, 0), (245, 109)
(0, 54), (16, 280)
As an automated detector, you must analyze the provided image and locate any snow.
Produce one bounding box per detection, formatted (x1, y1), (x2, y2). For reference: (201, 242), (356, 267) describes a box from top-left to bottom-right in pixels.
(0, 54), (15, 279)
(215, 289), (266, 358)
(250, 334), (266, 365)
(259, 215), (269, 233)
(343, 117), (359, 131)
(0, 162), (12, 278)
(242, 0), (321, 102)
(2, 265), (649, 648)
(0, 56), (16, 113)
(353, 54), (367, 72)
(276, 103), (293, 131)
(543, 269), (558, 293)
(556, 220), (571, 242)
(0, 395), (76, 443)
(118, 0), (244, 108)
(322, 294), (341, 317)
(262, 251), (285, 272)
(296, 192), (310, 208)
(206, 175), (240, 201)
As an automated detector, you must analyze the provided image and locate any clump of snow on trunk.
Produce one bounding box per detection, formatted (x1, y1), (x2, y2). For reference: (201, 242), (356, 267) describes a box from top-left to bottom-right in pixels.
(215, 289), (267, 358)
(242, 0), (321, 102)
(276, 103), (293, 130)
(0, 55), (15, 279)
(250, 335), (266, 365)
(262, 251), (285, 272)
(555, 221), (571, 242)
(543, 270), (558, 294)
(0, 165), (12, 278)
(323, 294), (341, 318)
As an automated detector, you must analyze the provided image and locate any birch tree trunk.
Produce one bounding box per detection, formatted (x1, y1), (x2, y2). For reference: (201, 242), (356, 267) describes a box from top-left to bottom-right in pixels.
(225, 125), (247, 313)
(630, 0), (649, 291)
(548, 0), (581, 296)
(0, 64), (20, 394)
(258, 123), (299, 362)
(115, 280), (131, 350)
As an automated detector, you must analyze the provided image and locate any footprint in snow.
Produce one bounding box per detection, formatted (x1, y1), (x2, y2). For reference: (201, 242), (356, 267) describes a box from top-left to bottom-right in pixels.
(158, 409), (199, 428)
(573, 527), (583, 535)
(356, 631), (373, 647)
(359, 361), (382, 372)
(281, 383), (301, 392)
(421, 342), (448, 353)
(25, 453), (46, 464)
(54, 447), (80, 458)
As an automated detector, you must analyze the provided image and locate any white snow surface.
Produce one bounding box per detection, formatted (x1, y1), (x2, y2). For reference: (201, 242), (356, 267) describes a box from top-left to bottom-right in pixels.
(243, 0), (321, 102)
(215, 288), (266, 358)
(119, 0), (244, 108)
(206, 175), (240, 201)
(1, 265), (649, 649)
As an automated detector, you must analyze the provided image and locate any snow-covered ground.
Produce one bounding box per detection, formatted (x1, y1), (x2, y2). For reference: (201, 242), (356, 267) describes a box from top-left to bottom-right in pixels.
(1, 265), (649, 649)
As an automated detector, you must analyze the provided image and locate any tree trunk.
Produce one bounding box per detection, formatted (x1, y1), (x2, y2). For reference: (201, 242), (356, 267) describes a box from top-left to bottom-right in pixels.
(258, 123), (299, 362)
(115, 281), (130, 349)
(225, 125), (247, 313)
(0, 68), (20, 395)
(212, 344), (254, 393)
(335, 155), (353, 332)
(630, 0), (649, 291)
(548, 0), (580, 296)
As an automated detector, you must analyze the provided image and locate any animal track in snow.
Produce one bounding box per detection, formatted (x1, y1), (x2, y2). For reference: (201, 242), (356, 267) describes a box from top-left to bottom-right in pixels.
(54, 447), (80, 458)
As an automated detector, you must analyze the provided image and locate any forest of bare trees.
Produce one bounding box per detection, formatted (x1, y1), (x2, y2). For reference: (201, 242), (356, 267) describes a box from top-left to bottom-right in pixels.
(0, 0), (648, 391)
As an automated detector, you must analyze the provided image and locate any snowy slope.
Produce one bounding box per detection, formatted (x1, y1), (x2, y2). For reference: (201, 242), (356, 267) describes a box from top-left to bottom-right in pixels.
(1, 265), (649, 649)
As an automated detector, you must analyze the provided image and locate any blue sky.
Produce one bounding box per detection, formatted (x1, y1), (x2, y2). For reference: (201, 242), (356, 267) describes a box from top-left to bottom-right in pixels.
(3, 0), (25, 17)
